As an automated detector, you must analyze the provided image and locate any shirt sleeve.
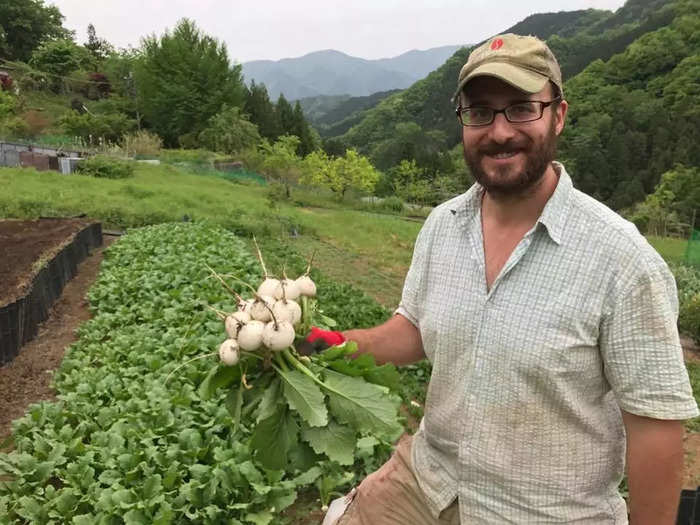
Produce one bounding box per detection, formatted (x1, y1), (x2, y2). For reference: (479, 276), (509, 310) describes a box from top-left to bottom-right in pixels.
(600, 259), (699, 420)
(395, 217), (433, 328)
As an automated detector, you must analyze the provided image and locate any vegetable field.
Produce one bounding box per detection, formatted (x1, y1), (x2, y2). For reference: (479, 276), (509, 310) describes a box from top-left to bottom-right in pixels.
(0, 222), (427, 524)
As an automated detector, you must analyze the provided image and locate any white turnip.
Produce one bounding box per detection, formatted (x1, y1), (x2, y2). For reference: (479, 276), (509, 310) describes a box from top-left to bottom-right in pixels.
(295, 275), (316, 297)
(219, 339), (240, 366)
(250, 295), (274, 322)
(262, 320), (296, 351)
(272, 299), (301, 325)
(225, 311), (251, 338)
(238, 320), (265, 351)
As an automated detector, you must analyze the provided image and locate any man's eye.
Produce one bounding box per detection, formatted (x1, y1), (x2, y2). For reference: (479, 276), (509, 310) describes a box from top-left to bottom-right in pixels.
(470, 108), (491, 118)
(510, 103), (537, 114)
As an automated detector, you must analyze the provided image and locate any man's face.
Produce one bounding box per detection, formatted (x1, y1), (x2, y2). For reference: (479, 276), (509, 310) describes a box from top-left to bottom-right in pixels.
(461, 76), (568, 197)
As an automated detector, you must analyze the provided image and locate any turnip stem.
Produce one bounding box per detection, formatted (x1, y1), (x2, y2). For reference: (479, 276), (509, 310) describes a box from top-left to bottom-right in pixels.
(305, 250), (317, 276)
(252, 235), (269, 278)
(204, 264), (244, 303)
(164, 351), (218, 384)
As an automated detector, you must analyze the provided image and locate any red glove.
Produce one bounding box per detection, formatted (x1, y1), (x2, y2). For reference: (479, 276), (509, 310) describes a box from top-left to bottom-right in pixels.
(298, 326), (346, 355)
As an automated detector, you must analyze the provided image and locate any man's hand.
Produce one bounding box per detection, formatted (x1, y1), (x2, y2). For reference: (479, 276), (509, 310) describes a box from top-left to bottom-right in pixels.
(297, 326), (346, 355)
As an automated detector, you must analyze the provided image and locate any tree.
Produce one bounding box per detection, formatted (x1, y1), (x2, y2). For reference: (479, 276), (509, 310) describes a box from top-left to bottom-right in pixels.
(260, 135), (303, 198)
(275, 94), (295, 136)
(291, 101), (316, 156)
(0, 0), (69, 61)
(198, 105), (261, 154)
(29, 39), (95, 93)
(244, 81), (280, 140)
(135, 18), (245, 146)
(302, 149), (380, 199)
(84, 23), (114, 61)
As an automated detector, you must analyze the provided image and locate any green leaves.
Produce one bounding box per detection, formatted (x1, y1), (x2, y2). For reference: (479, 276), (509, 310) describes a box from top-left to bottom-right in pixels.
(278, 368), (328, 427)
(324, 370), (403, 442)
(302, 421), (356, 466)
(250, 404), (298, 470)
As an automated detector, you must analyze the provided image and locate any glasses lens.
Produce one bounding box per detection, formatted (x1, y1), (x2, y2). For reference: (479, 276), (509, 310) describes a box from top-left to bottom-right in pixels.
(505, 102), (541, 122)
(463, 108), (492, 126)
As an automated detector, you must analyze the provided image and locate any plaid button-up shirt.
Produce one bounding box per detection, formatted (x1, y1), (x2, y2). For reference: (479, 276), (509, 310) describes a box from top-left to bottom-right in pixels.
(397, 163), (698, 523)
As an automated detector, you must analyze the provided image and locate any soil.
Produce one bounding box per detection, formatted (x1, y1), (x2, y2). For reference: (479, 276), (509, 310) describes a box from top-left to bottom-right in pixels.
(0, 218), (93, 307)
(0, 236), (115, 445)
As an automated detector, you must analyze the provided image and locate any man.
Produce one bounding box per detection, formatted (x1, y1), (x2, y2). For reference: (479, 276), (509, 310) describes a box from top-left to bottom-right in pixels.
(314, 33), (698, 524)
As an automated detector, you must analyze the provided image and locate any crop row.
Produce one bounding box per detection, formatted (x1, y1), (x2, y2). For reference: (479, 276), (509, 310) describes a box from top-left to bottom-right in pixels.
(0, 222), (410, 524)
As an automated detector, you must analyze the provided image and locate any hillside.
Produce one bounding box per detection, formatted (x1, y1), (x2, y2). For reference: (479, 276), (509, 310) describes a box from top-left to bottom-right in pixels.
(241, 46), (461, 100)
(334, 0), (697, 210)
(299, 89), (402, 138)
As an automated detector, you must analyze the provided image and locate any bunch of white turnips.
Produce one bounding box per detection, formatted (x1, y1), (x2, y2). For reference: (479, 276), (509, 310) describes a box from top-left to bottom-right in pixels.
(216, 241), (317, 366)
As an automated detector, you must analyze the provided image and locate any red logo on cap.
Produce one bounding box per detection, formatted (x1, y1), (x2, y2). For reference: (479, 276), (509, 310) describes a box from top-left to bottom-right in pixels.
(491, 38), (503, 50)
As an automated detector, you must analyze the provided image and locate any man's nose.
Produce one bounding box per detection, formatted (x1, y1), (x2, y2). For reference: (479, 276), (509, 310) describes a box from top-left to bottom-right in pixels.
(488, 112), (517, 143)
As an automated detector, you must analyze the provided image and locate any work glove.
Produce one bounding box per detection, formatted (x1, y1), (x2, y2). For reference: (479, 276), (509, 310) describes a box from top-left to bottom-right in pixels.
(297, 326), (345, 356)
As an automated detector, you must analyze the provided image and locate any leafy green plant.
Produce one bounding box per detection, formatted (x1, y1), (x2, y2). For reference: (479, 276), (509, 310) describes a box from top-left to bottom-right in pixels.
(76, 155), (135, 179)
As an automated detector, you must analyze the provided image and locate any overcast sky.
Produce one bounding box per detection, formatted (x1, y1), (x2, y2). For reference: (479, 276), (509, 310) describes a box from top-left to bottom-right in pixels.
(48, 0), (628, 64)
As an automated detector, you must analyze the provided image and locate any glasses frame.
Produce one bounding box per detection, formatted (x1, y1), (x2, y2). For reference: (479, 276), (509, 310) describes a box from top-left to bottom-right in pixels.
(455, 96), (562, 127)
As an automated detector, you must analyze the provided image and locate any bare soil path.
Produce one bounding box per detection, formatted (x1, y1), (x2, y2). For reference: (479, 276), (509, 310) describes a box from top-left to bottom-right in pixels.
(0, 236), (115, 444)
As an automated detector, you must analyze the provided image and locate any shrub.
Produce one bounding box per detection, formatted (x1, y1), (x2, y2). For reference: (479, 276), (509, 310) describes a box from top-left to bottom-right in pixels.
(671, 263), (700, 343)
(378, 195), (404, 213)
(76, 155), (135, 179)
(59, 111), (136, 143)
(123, 130), (163, 157)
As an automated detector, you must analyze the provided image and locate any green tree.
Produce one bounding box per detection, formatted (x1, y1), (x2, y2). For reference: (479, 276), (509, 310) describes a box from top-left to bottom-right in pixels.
(135, 18), (245, 146)
(244, 81), (280, 140)
(84, 23), (114, 61)
(302, 149), (380, 198)
(276, 94), (295, 136)
(0, 0), (69, 61)
(260, 135), (303, 198)
(30, 38), (94, 76)
(291, 101), (316, 156)
(198, 105), (261, 154)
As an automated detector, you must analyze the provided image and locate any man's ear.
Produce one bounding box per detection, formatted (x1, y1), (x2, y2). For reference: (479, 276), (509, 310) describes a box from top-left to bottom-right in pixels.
(555, 99), (568, 136)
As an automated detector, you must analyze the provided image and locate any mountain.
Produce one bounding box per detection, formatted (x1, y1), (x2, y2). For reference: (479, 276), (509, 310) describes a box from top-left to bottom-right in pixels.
(298, 89), (402, 138)
(241, 46), (462, 100)
(337, 0), (680, 151)
(332, 0), (699, 211)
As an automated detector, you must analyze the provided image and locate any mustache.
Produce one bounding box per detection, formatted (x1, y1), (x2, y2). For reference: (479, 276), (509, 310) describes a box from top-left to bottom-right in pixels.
(478, 141), (528, 155)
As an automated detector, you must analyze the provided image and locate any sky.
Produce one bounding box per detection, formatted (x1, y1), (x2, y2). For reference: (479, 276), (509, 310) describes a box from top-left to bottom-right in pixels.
(48, 0), (628, 64)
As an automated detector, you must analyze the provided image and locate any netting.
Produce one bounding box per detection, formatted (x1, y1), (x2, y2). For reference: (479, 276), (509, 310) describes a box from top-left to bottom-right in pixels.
(685, 229), (700, 267)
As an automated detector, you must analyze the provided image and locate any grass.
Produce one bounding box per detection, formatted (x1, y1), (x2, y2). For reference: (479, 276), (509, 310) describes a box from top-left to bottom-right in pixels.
(0, 163), (420, 307)
(647, 235), (689, 265)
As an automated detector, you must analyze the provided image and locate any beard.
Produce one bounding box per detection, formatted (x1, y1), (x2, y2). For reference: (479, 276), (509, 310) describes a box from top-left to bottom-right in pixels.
(463, 119), (558, 198)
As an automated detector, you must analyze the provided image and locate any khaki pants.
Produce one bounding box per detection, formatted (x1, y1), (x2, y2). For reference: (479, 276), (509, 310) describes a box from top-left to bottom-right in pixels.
(332, 434), (459, 525)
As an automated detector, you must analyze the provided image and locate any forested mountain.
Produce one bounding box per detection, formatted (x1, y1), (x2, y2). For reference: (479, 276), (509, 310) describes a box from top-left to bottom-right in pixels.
(241, 46), (461, 100)
(299, 90), (401, 138)
(332, 0), (698, 210)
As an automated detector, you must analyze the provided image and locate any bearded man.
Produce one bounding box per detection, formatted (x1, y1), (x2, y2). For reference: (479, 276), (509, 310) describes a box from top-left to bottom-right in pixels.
(313, 34), (698, 524)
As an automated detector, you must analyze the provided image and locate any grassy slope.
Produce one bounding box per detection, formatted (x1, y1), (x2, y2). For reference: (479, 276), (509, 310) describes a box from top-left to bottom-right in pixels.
(0, 164), (688, 307)
(0, 164), (421, 307)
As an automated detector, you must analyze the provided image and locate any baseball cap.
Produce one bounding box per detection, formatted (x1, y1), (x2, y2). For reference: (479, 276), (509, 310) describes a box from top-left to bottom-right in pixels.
(454, 33), (563, 102)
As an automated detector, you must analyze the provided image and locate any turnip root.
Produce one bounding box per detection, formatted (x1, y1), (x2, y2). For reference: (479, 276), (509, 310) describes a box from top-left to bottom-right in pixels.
(295, 275), (316, 297)
(274, 278), (300, 301)
(238, 320), (265, 351)
(257, 278), (280, 297)
(262, 320), (295, 351)
(219, 339), (240, 366)
(272, 299), (301, 325)
(250, 295), (274, 322)
(225, 311), (251, 338)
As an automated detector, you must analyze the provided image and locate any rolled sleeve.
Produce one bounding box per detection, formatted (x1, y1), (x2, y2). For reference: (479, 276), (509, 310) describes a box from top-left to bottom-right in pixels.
(600, 262), (699, 420)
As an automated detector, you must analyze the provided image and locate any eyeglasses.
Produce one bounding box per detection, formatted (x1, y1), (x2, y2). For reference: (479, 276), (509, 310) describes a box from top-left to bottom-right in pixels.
(456, 97), (561, 127)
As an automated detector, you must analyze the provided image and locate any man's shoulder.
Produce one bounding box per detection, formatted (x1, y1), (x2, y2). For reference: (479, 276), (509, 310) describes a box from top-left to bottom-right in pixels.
(567, 188), (668, 272)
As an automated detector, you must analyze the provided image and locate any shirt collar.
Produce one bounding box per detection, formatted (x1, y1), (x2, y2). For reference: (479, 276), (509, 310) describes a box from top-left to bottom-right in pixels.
(450, 161), (572, 245)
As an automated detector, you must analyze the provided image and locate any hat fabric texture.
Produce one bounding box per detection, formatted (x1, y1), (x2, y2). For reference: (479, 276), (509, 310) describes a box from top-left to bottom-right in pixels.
(455, 33), (563, 101)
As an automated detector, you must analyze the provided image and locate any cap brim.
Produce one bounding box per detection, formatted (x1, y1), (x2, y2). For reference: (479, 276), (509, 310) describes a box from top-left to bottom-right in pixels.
(454, 62), (548, 102)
